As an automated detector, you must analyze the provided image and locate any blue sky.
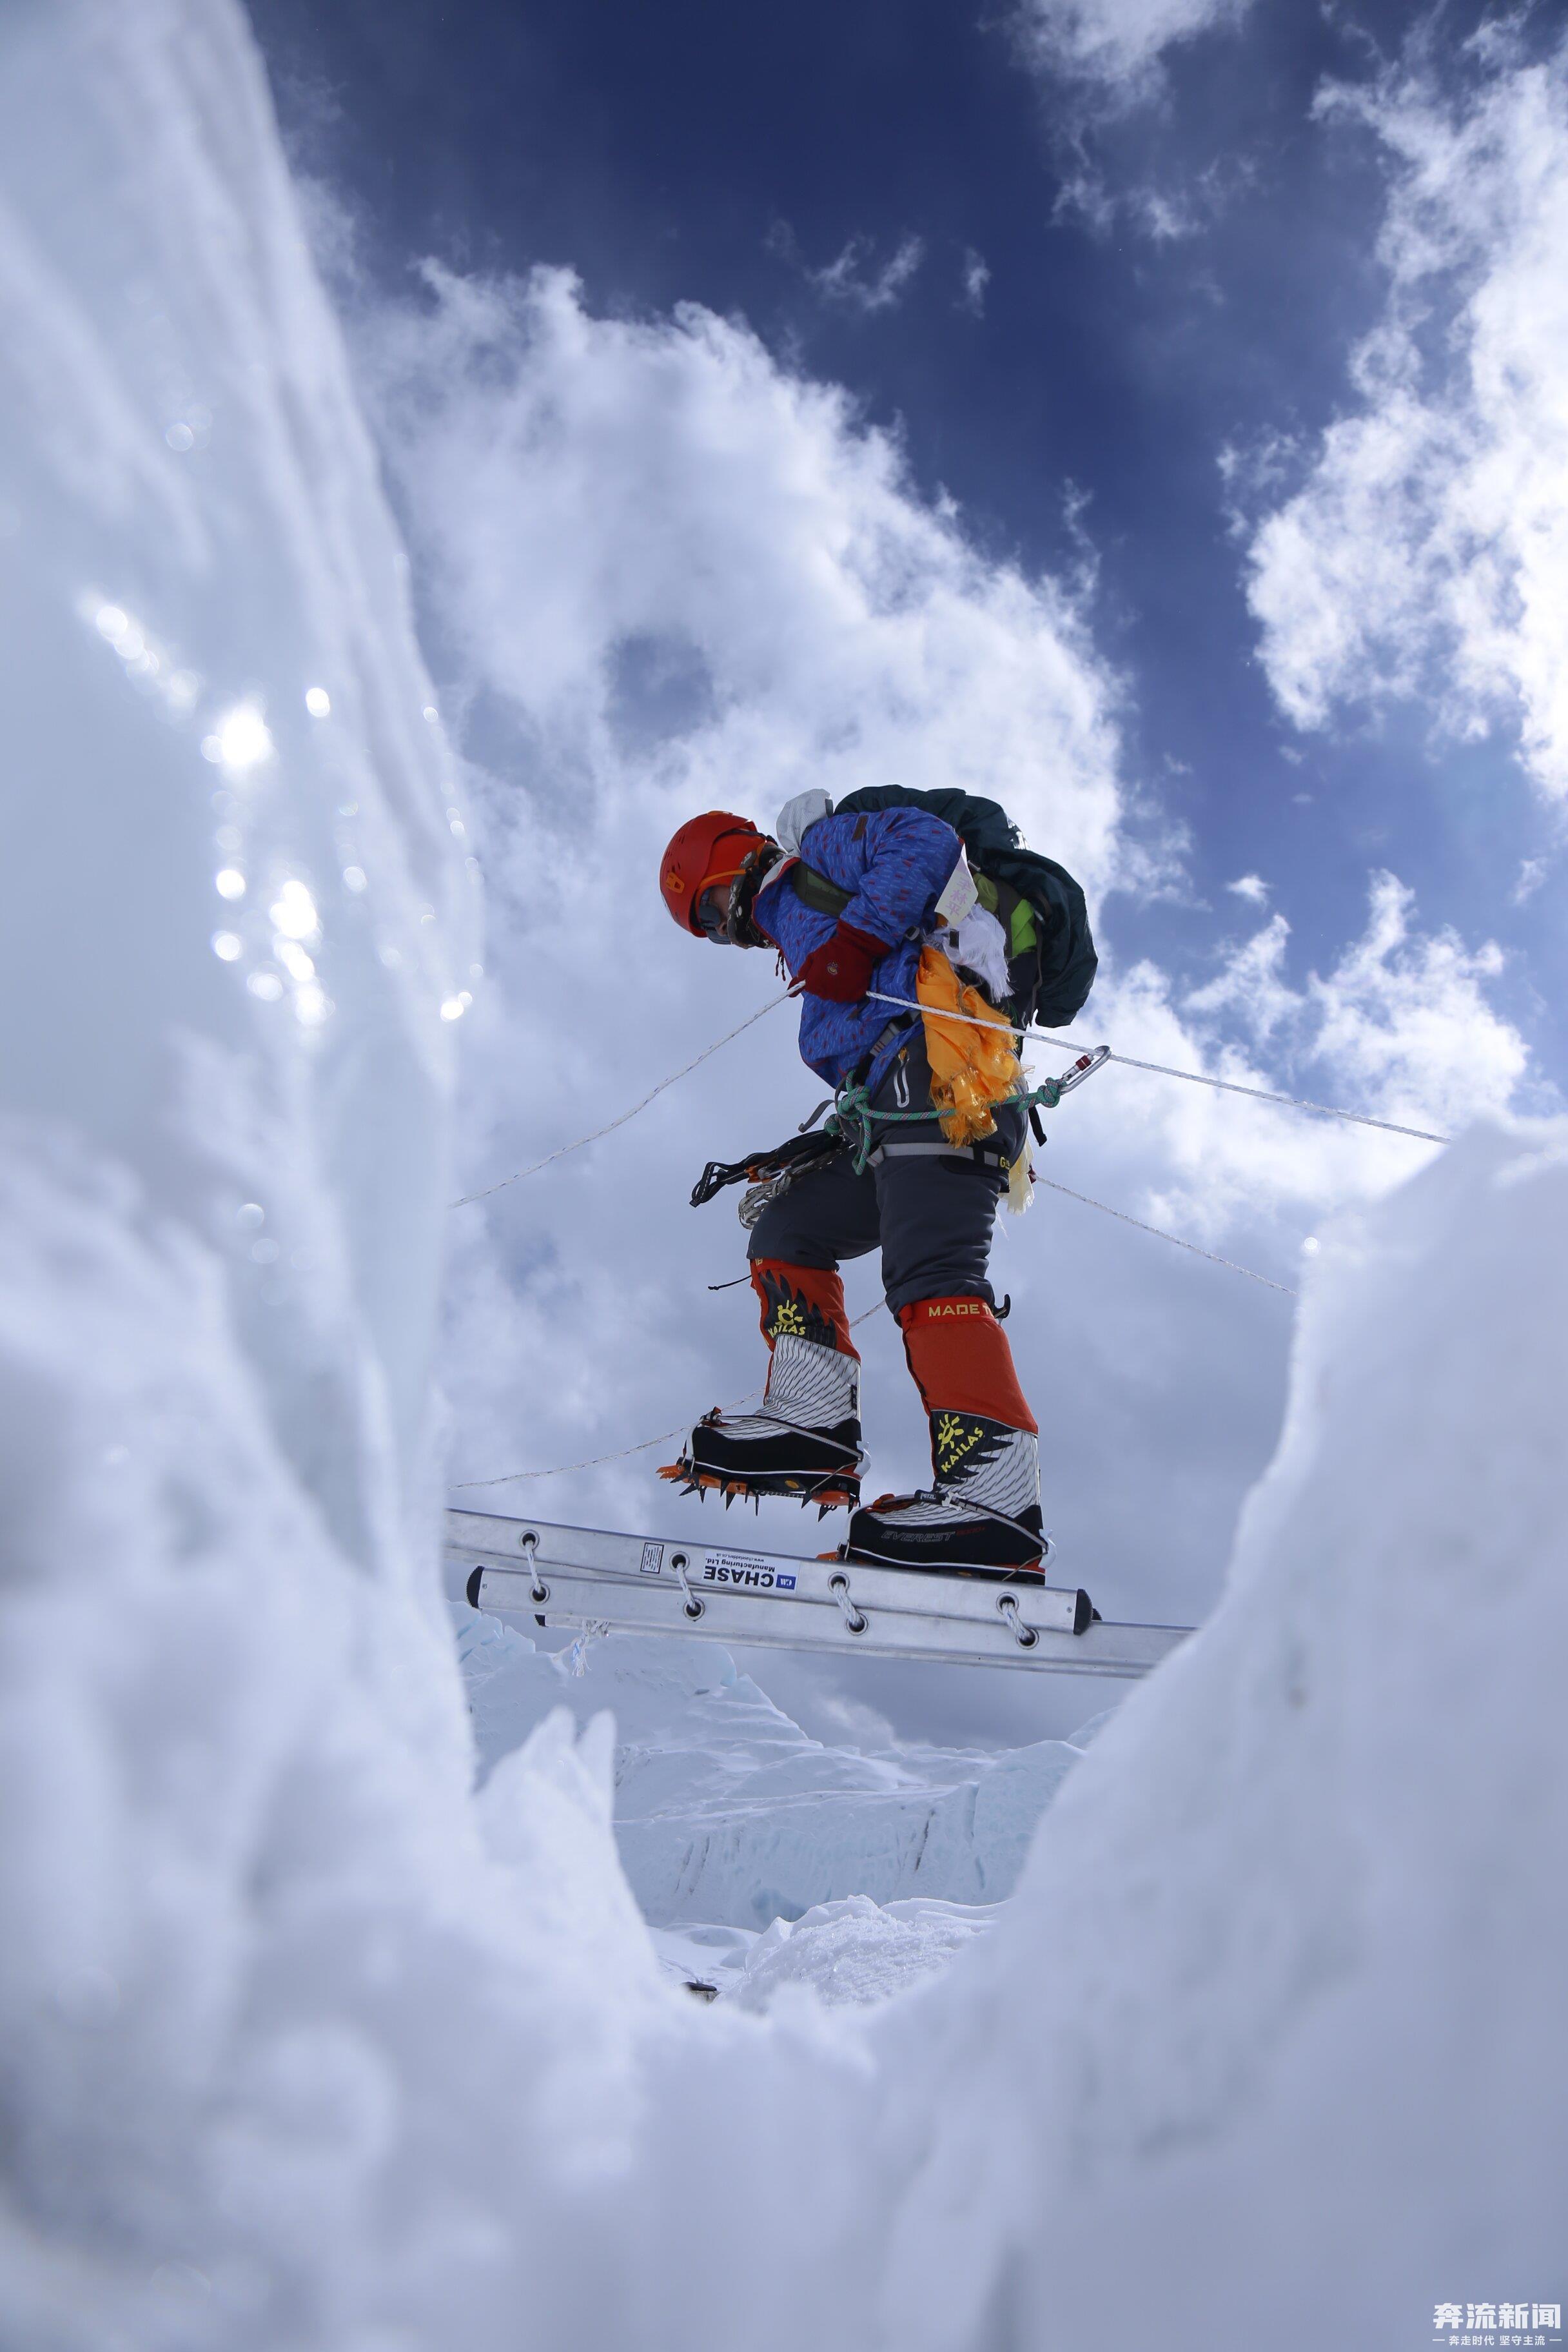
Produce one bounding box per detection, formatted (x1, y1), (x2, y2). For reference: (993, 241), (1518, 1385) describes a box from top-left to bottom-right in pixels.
(246, 0), (1566, 1741)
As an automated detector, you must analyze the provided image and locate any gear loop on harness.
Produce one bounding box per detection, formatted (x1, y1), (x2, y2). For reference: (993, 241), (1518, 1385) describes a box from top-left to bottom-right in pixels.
(828, 1571), (868, 1634)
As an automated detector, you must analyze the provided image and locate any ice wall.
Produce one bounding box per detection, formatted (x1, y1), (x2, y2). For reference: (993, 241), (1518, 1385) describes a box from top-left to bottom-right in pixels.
(0, 16), (885, 2352)
(0, 8), (678, 2347)
(870, 1119), (1568, 2349)
(0, 0), (473, 1555)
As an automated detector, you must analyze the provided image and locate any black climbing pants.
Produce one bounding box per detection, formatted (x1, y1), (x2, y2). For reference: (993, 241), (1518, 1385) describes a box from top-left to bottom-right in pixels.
(747, 1028), (1024, 1316)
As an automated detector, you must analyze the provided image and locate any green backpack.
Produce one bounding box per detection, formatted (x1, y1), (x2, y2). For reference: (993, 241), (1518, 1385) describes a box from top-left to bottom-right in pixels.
(791, 785), (1097, 1030)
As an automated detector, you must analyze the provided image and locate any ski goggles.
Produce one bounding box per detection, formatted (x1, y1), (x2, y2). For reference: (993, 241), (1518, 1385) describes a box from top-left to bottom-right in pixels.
(694, 884), (731, 941)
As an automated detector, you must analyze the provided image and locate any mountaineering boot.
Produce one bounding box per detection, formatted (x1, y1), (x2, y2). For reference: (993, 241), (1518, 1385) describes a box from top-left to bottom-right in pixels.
(845, 1296), (1044, 1575)
(661, 1260), (865, 1508)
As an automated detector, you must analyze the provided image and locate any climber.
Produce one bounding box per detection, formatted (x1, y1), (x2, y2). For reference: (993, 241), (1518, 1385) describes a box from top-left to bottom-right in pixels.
(654, 793), (1067, 1578)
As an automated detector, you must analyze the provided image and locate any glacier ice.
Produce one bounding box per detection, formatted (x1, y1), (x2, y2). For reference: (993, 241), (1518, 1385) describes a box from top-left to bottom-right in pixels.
(1, 7), (1563, 2350)
(727, 1896), (998, 2012)
(870, 1118), (1568, 2350)
(645, 1897), (997, 2012)
(456, 1609), (1083, 1926)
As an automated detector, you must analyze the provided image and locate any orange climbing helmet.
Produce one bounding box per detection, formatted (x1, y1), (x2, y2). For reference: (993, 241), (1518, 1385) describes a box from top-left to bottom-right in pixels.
(658, 810), (770, 935)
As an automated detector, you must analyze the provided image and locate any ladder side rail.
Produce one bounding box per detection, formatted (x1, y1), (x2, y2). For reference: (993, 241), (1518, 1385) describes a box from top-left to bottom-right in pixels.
(446, 1511), (1093, 1637)
(463, 1560), (1188, 1679)
(448, 1540), (1088, 1640)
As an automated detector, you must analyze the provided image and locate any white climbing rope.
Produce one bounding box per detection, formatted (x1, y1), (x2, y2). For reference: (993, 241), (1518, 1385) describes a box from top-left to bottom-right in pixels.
(864, 987), (1028, 1036)
(454, 979), (1447, 1217)
(865, 993), (1451, 1148)
(450, 987), (794, 1208)
(1046, 1040), (1450, 1146)
(1037, 1178), (1296, 1295)
(452, 1422), (703, 1486)
(452, 1303), (883, 1488)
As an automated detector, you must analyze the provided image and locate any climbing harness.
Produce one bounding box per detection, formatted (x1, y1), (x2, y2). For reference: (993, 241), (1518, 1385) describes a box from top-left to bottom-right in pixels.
(828, 1044), (1110, 1177)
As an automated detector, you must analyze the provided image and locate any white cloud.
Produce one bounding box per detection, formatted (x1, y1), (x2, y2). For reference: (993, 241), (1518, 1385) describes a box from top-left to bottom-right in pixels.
(1226, 874), (1269, 904)
(961, 248), (991, 317)
(1246, 31), (1568, 800)
(770, 227), (926, 315)
(1052, 162), (1228, 242)
(1015, 0), (1252, 99)
(363, 262), (1124, 885)
(1186, 873), (1525, 1133)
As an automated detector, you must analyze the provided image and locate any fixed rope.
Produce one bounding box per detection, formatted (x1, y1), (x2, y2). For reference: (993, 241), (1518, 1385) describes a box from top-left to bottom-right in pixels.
(453, 1424), (707, 1486)
(450, 988), (793, 1208)
(1047, 1039), (1449, 1146)
(1037, 1179), (1295, 1295)
(865, 993), (1451, 1148)
(452, 1303), (885, 1488)
(452, 979), (1448, 1215)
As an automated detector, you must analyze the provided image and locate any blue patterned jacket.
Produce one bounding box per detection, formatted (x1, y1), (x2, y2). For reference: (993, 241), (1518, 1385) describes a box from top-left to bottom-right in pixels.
(753, 807), (962, 1093)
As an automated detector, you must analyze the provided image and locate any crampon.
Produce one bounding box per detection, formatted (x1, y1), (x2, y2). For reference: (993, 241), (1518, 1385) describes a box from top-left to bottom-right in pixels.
(658, 1455), (861, 1514)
